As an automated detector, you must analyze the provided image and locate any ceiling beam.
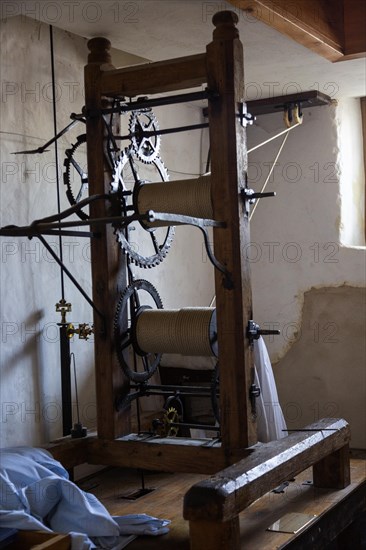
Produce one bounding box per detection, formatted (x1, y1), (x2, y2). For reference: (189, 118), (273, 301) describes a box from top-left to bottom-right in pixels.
(343, 0), (366, 60)
(230, 0), (365, 62)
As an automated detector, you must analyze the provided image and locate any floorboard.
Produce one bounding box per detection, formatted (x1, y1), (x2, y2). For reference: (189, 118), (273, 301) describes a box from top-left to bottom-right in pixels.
(79, 457), (366, 549)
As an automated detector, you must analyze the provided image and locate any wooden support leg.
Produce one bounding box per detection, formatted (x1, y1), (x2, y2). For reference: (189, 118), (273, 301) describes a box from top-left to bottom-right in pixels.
(85, 38), (129, 439)
(313, 443), (351, 489)
(189, 518), (240, 550)
(206, 10), (257, 458)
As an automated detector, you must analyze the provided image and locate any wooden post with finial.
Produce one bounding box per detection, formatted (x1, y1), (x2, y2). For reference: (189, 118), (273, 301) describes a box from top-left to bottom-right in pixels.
(85, 37), (129, 439)
(83, 13), (256, 460)
(206, 11), (257, 456)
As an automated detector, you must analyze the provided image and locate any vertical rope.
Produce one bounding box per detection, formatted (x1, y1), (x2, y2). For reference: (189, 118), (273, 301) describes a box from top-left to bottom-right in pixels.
(249, 131), (289, 222)
(49, 25), (65, 300)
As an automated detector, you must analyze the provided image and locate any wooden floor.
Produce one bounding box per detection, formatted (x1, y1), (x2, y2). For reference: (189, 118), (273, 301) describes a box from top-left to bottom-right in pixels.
(79, 454), (366, 549)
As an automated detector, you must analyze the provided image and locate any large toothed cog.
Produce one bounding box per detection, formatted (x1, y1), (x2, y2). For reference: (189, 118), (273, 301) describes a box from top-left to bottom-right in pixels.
(129, 110), (161, 163)
(163, 407), (180, 437)
(63, 134), (89, 220)
(111, 149), (175, 268)
(114, 279), (163, 383)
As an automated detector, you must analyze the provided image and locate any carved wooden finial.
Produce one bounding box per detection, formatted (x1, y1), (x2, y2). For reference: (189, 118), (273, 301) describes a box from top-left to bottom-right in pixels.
(87, 37), (112, 64)
(212, 10), (239, 39)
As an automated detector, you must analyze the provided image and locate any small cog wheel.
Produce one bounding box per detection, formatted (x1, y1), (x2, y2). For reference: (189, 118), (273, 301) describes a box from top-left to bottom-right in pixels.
(63, 134), (89, 220)
(111, 149), (175, 268)
(114, 279), (163, 383)
(129, 110), (161, 163)
(163, 407), (180, 437)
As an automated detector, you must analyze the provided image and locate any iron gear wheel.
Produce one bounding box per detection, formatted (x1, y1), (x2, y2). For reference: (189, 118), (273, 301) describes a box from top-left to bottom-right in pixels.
(114, 279), (163, 383)
(63, 134), (89, 220)
(110, 146), (131, 196)
(163, 407), (180, 437)
(111, 149), (175, 268)
(129, 110), (161, 163)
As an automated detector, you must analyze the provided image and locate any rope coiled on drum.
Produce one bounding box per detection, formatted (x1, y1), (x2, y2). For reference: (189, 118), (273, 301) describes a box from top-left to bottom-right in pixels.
(135, 307), (217, 356)
(136, 174), (213, 224)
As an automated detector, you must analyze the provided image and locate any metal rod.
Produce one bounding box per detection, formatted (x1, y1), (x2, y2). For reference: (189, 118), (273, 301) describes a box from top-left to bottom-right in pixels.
(130, 389), (214, 398)
(0, 226), (96, 238)
(27, 230), (95, 238)
(70, 353), (80, 424)
(32, 193), (110, 225)
(37, 235), (104, 321)
(0, 212), (150, 237)
(0, 211), (222, 237)
(198, 223), (232, 288)
(170, 422), (220, 431)
(12, 119), (81, 155)
(59, 324), (72, 436)
(115, 122), (209, 142)
(98, 90), (217, 115)
(130, 383), (214, 394)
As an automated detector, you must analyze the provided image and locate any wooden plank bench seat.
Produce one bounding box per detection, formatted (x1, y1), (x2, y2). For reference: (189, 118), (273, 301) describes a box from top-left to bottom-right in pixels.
(183, 418), (351, 549)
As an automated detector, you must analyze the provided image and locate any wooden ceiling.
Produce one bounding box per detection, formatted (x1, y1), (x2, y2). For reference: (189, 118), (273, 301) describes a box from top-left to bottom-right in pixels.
(229, 0), (366, 62)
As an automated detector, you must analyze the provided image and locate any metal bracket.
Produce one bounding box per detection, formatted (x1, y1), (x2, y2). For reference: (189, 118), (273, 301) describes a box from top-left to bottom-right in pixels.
(238, 102), (255, 127)
(249, 383), (261, 417)
(241, 188), (276, 206)
(247, 320), (281, 345)
(147, 211), (233, 289)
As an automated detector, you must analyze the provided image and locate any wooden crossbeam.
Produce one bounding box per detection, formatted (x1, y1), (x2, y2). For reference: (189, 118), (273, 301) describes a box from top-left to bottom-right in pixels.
(85, 38), (129, 439)
(100, 53), (207, 97)
(88, 437), (230, 474)
(343, 0), (366, 59)
(43, 435), (90, 470)
(230, 0), (366, 62)
(231, 0), (344, 61)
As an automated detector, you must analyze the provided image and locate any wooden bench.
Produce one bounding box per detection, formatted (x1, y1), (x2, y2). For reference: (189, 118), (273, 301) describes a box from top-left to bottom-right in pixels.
(184, 418), (351, 550)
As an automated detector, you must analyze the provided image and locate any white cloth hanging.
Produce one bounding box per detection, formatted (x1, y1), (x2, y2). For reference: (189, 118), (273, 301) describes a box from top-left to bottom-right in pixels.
(254, 336), (287, 442)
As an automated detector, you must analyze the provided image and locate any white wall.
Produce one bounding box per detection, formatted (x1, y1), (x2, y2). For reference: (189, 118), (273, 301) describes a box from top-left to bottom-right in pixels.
(0, 16), (95, 446)
(247, 104), (366, 447)
(337, 98), (365, 246)
(0, 15), (213, 447)
(248, 105), (365, 359)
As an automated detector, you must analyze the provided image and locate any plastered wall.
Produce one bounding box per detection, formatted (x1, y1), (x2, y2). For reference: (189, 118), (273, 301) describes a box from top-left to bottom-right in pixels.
(248, 104), (366, 448)
(0, 16), (94, 447)
(0, 15), (212, 447)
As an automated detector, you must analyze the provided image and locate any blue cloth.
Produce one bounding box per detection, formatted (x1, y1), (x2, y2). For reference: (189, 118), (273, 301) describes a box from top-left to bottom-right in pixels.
(0, 447), (169, 549)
